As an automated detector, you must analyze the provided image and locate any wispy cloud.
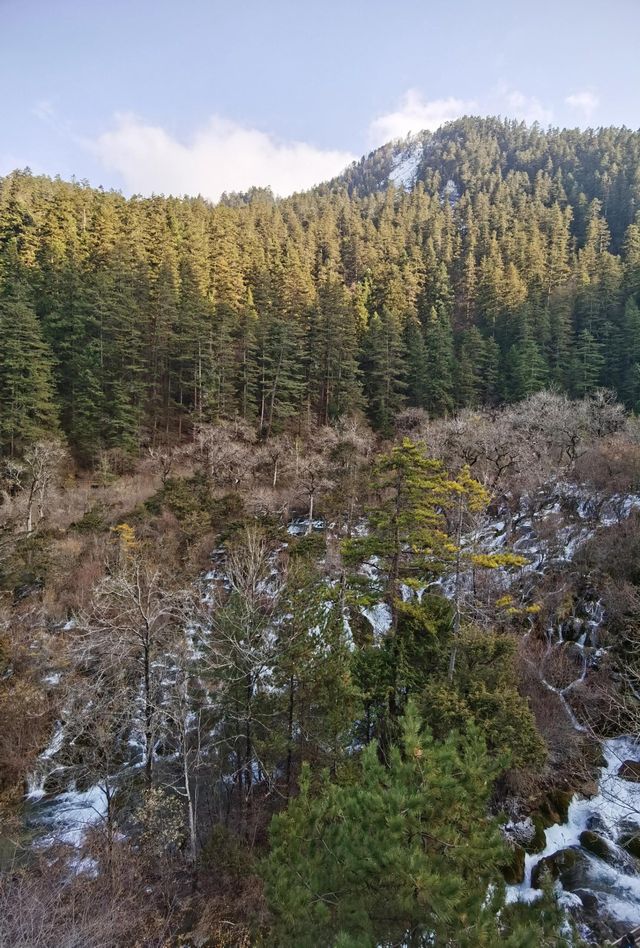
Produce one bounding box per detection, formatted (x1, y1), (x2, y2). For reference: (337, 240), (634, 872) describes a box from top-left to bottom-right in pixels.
(565, 90), (599, 121)
(501, 88), (553, 125)
(88, 113), (356, 200)
(369, 90), (476, 144)
(370, 87), (555, 145)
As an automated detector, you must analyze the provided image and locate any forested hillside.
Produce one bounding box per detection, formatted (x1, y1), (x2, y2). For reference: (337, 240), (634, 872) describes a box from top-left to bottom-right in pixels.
(2, 117), (640, 463)
(2, 119), (640, 947)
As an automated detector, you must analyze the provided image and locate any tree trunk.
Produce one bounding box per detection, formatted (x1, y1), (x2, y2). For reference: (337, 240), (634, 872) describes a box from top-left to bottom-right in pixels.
(144, 639), (153, 787)
(285, 676), (295, 798)
(448, 496), (465, 682)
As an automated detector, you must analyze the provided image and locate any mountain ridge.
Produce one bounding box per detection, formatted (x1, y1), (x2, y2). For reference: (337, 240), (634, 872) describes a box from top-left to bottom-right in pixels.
(1, 116), (640, 461)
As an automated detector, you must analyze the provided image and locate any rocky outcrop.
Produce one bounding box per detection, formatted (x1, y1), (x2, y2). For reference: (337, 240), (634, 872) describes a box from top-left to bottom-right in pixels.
(618, 760), (640, 782)
(579, 830), (615, 862)
(531, 846), (590, 889)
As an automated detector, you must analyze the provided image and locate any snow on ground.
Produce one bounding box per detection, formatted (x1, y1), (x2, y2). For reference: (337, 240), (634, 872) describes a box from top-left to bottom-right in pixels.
(34, 783), (108, 848)
(361, 602), (393, 640)
(388, 143), (422, 190)
(507, 736), (640, 926)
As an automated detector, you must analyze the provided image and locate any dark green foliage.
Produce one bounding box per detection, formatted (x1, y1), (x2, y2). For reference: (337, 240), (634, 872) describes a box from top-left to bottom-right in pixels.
(361, 307), (406, 433)
(353, 600), (544, 771)
(3, 118), (640, 460)
(263, 702), (563, 947)
(0, 244), (58, 456)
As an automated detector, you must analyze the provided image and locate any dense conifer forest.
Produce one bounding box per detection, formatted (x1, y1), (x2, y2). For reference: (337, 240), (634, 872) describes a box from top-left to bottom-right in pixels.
(2, 118), (640, 946)
(2, 118), (640, 461)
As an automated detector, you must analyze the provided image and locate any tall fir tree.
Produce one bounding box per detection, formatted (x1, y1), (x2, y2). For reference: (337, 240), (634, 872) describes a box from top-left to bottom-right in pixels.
(0, 244), (58, 456)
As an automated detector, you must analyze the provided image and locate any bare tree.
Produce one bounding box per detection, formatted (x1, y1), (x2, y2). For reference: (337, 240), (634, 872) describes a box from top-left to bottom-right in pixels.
(18, 439), (68, 534)
(77, 556), (181, 787)
(195, 420), (257, 491)
(200, 526), (285, 832)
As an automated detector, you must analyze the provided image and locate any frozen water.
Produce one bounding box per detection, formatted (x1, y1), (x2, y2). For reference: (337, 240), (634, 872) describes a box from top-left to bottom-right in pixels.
(35, 783), (109, 848)
(507, 736), (640, 926)
(361, 602), (392, 639)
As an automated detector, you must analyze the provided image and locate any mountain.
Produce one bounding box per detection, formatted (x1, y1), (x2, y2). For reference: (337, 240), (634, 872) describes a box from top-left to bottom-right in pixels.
(1, 117), (640, 462)
(3, 117), (640, 947)
(329, 118), (640, 247)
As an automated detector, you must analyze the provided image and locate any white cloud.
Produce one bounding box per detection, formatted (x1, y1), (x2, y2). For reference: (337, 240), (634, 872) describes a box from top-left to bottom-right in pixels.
(369, 87), (555, 146)
(32, 99), (57, 124)
(90, 113), (356, 200)
(565, 91), (599, 121)
(501, 89), (553, 125)
(369, 89), (476, 144)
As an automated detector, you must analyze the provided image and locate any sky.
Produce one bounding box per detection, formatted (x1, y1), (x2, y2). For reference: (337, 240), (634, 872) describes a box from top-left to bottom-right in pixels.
(1, 0), (639, 201)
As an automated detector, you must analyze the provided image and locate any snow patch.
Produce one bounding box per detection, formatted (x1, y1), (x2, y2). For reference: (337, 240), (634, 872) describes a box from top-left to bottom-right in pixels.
(388, 143), (422, 190)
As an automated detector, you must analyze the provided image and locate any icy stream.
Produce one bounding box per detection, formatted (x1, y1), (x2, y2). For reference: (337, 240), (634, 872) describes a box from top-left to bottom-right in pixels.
(507, 737), (640, 929)
(20, 487), (640, 931)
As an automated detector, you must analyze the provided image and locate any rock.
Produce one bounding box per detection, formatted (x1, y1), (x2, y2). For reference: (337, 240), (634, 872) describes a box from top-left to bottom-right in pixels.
(503, 816), (535, 847)
(538, 788), (572, 825)
(501, 843), (525, 884)
(586, 815), (607, 834)
(523, 814), (547, 854)
(618, 829), (640, 859)
(617, 760), (640, 782)
(582, 741), (607, 769)
(579, 830), (615, 862)
(531, 846), (589, 889)
(576, 779), (599, 798)
(573, 888), (599, 912)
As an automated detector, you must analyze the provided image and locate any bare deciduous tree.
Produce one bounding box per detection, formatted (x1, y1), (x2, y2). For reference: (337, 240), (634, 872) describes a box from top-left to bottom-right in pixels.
(77, 556), (181, 787)
(18, 439), (68, 534)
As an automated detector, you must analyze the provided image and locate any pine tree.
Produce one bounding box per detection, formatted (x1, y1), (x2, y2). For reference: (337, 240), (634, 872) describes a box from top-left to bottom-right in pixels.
(423, 304), (454, 415)
(307, 278), (362, 424)
(256, 313), (305, 437)
(263, 702), (562, 948)
(507, 336), (549, 401)
(571, 329), (604, 397)
(234, 289), (259, 421)
(0, 245), (58, 456)
(620, 297), (640, 410)
(360, 307), (406, 433)
(342, 440), (471, 618)
(403, 314), (428, 408)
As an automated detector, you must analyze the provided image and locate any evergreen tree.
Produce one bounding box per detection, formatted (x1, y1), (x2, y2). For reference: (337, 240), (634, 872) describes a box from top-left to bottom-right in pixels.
(620, 297), (640, 410)
(403, 314), (428, 408)
(423, 304), (454, 414)
(308, 278), (362, 424)
(361, 307), (406, 433)
(263, 702), (562, 948)
(0, 245), (58, 456)
(571, 329), (604, 397)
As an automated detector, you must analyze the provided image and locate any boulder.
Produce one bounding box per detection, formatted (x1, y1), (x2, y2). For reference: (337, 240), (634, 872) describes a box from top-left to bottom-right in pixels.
(523, 814), (547, 854)
(531, 846), (590, 889)
(501, 843), (525, 885)
(572, 888), (599, 913)
(576, 779), (599, 798)
(579, 830), (615, 862)
(538, 788), (572, 826)
(618, 829), (640, 859)
(617, 760), (640, 782)
(585, 814), (607, 834)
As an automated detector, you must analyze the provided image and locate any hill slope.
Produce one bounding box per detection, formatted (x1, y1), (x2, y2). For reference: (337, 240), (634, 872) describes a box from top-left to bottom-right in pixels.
(1, 117), (640, 461)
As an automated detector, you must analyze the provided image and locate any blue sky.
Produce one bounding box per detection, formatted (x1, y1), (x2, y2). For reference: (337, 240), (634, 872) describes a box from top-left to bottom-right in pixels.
(2, 0), (639, 199)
